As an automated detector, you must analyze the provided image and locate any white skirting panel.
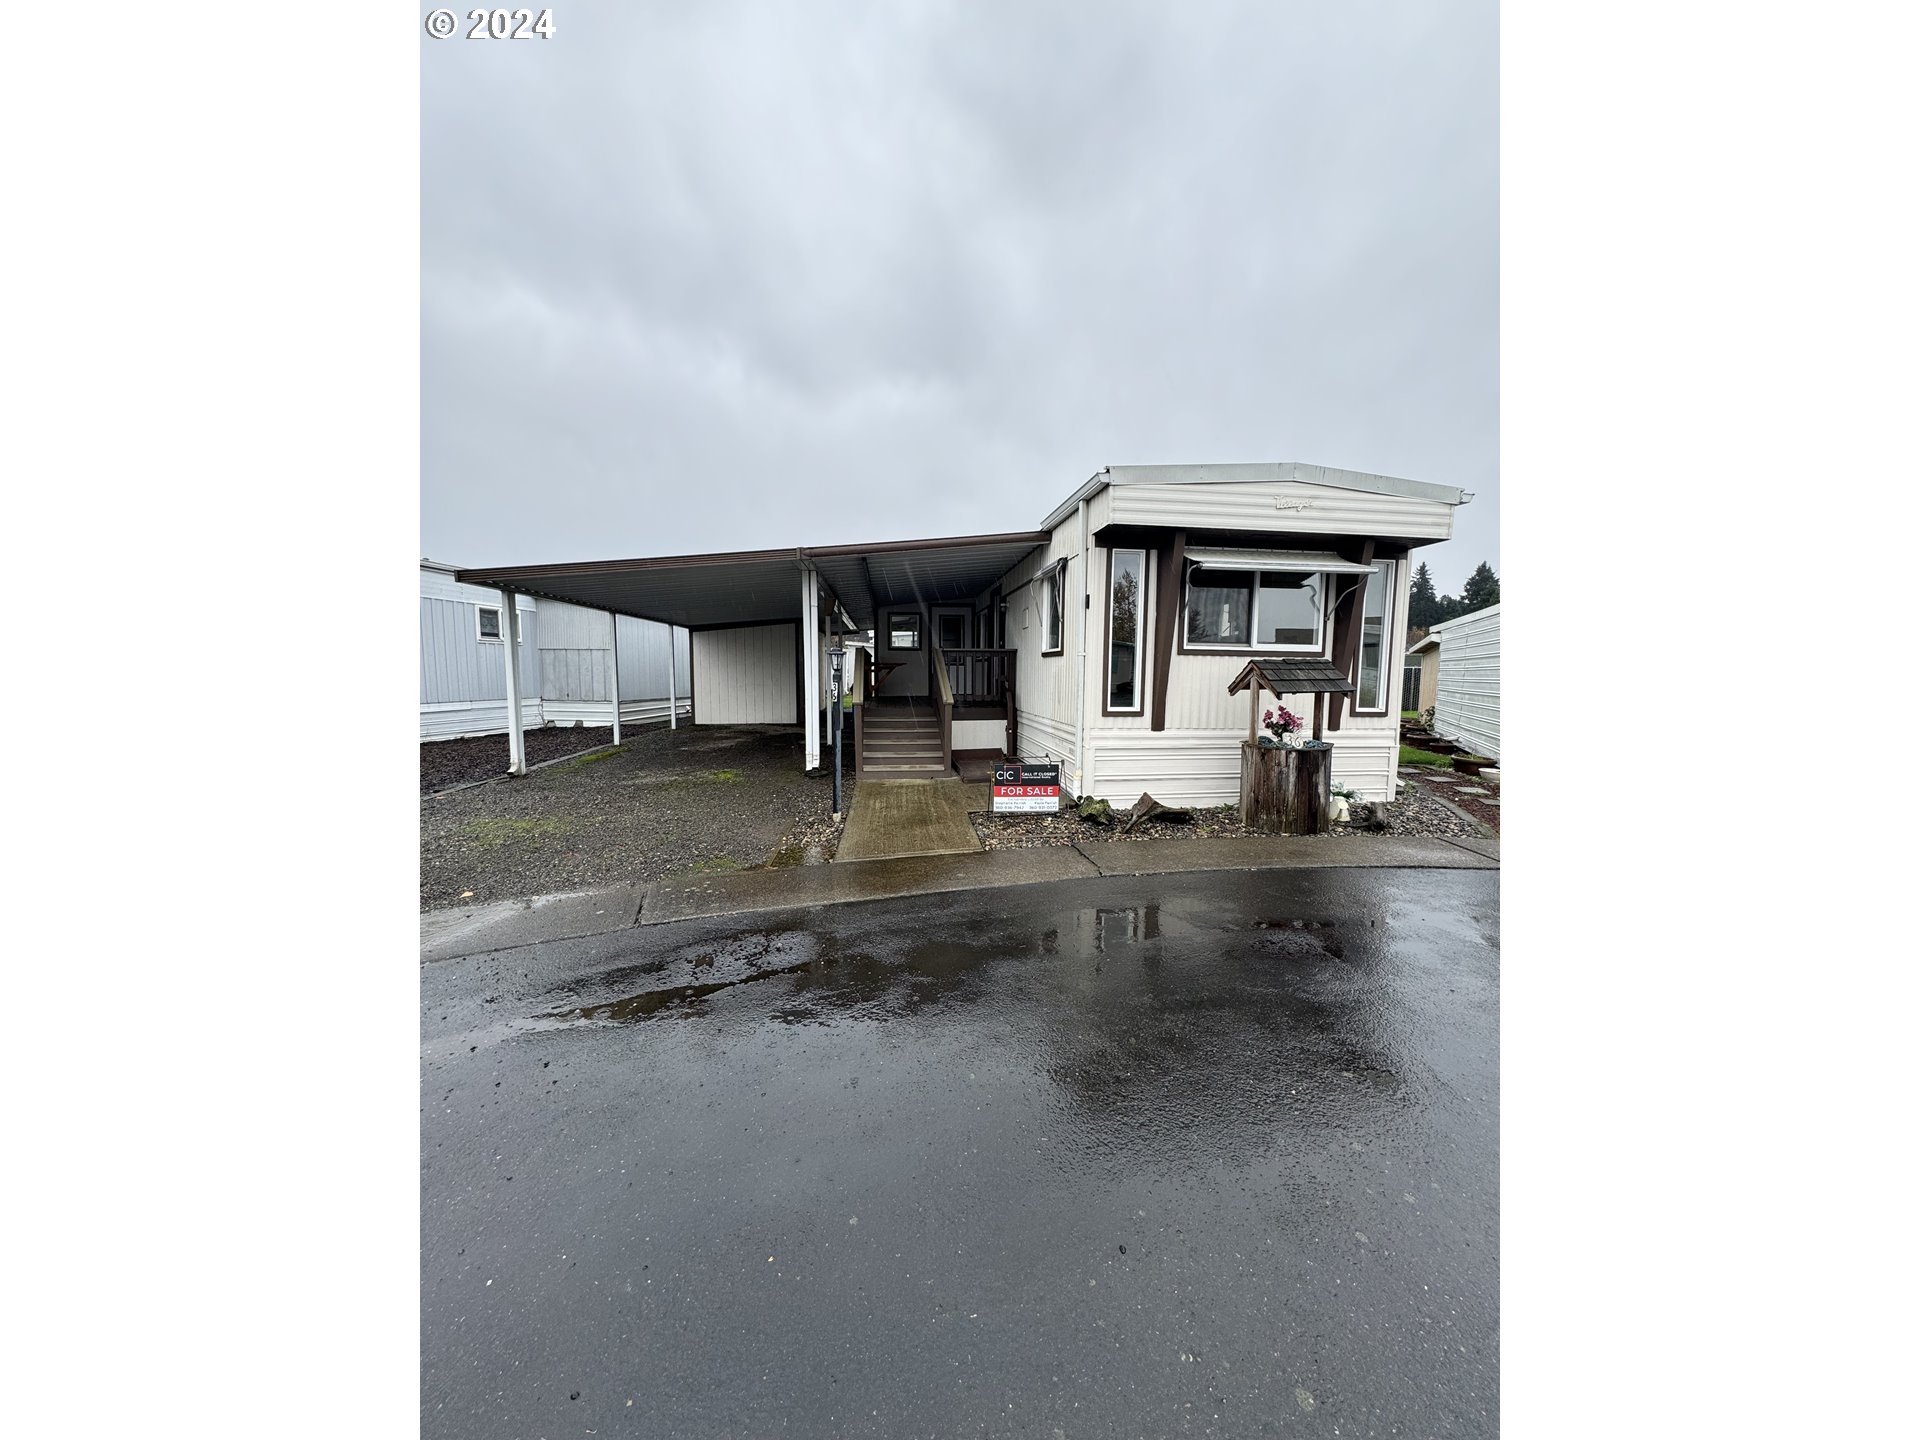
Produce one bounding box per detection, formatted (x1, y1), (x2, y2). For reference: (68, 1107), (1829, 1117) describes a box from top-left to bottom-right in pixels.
(1013, 709), (1079, 795)
(1085, 730), (1400, 806)
(540, 698), (694, 728)
(951, 718), (1008, 753)
(420, 699), (545, 742)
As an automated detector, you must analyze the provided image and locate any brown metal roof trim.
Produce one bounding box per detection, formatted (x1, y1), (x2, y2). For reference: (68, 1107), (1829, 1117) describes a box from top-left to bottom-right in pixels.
(455, 530), (1051, 588)
(801, 530), (1051, 559)
(456, 547), (798, 585)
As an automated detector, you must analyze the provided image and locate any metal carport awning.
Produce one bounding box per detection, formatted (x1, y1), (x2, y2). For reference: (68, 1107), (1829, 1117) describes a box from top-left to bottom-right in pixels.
(457, 530), (1050, 778)
(455, 531), (1051, 632)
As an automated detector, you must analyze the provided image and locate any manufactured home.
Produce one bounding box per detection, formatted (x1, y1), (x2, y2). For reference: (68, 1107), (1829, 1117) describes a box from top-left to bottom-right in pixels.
(1406, 630), (1441, 716)
(456, 462), (1471, 802)
(1422, 603), (1500, 761)
(420, 560), (691, 741)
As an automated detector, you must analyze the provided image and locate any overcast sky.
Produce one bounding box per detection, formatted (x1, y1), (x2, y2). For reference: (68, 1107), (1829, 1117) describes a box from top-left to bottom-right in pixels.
(423, 1), (1497, 595)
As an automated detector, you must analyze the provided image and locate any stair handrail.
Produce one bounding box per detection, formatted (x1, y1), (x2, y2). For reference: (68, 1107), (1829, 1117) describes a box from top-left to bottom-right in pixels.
(851, 647), (868, 776)
(932, 646), (954, 774)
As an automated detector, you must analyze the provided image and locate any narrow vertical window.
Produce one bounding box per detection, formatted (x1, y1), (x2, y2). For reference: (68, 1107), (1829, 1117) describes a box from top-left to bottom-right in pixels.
(1107, 549), (1145, 712)
(1355, 559), (1395, 711)
(1042, 566), (1064, 654)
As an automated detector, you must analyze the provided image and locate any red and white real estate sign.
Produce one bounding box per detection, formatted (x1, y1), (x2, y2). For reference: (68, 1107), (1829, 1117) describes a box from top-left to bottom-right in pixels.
(991, 760), (1062, 814)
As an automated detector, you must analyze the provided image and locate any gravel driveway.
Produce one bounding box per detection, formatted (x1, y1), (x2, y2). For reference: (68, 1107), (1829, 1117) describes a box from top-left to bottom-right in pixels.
(421, 725), (620, 794)
(420, 725), (846, 910)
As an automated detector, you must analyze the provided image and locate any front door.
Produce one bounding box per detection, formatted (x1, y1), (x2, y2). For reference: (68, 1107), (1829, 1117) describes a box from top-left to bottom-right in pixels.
(931, 606), (971, 695)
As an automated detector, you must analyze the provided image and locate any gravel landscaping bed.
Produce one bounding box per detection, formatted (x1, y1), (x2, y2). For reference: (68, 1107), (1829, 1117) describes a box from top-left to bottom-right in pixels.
(971, 780), (1486, 849)
(421, 725), (620, 794)
(1403, 767), (1501, 835)
(420, 725), (846, 910)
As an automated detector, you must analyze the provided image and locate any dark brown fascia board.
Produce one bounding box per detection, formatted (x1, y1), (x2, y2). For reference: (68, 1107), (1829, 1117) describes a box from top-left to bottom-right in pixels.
(1090, 522), (1422, 557)
(800, 530), (1052, 559)
(449, 579), (697, 630)
(456, 546), (802, 586)
(455, 530), (1052, 588)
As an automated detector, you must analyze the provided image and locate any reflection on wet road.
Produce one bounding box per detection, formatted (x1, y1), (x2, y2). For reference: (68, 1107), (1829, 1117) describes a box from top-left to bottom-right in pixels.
(423, 865), (1498, 1437)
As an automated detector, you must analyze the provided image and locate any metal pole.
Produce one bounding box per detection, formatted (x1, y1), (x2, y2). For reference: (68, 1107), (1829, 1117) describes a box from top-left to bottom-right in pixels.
(829, 645), (844, 817)
(609, 611), (622, 745)
(501, 588), (526, 776)
(801, 569), (821, 772)
(667, 626), (678, 728)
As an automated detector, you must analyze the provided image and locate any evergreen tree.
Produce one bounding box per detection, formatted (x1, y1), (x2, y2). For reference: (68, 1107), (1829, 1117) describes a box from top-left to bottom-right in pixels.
(1461, 562), (1500, 613)
(1408, 562), (1441, 630)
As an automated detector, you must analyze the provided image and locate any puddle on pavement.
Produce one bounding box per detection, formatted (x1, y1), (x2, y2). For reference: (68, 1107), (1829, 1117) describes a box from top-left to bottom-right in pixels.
(550, 953), (842, 1022)
(541, 926), (1008, 1027)
(1094, 905), (1161, 950)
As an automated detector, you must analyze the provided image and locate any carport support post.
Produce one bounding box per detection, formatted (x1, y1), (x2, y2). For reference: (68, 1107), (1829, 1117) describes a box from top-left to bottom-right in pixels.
(608, 611), (621, 745)
(801, 569), (822, 772)
(501, 588), (527, 776)
(667, 626), (678, 728)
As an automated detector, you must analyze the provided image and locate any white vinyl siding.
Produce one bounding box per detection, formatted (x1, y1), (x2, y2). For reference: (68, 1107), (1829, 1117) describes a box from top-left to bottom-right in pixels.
(996, 528), (1085, 790)
(420, 594), (538, 708)
(1431, 605), (1499, 760)
(692, 624), (797, 725)
(1107, 479), (1454, 541)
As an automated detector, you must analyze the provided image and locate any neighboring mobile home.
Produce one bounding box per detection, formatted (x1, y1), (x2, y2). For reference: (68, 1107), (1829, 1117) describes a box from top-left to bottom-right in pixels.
(1406, 630), (1441, 716)
(1424, 603), (1500, 761)
(419, 560), (690, 741)
(456, 462), (1471, 802)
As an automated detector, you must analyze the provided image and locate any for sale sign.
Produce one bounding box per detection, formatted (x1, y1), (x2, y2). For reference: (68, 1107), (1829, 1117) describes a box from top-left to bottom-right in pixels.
(992, 759), (1062, 814)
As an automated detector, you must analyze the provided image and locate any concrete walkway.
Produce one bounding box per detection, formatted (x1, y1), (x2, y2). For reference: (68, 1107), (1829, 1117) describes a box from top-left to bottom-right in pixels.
(835, 778), (985, 861)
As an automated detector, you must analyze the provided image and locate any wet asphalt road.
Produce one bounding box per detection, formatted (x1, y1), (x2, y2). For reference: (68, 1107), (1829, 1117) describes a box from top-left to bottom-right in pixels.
(422, 867), (1498, 1438)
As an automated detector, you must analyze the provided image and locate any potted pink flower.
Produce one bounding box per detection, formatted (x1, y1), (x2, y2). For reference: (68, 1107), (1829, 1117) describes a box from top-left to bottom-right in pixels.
(1260, 705), (1304, 748)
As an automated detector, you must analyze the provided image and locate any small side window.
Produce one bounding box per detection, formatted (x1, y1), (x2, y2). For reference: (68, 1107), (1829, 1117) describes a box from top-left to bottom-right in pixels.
(1042, 566), (1065, 655)
(887, 611), (922, 652)
(476, 606), (503, 641)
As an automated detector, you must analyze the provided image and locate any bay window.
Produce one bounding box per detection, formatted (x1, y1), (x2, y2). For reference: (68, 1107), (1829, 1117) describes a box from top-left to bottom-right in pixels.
(1184, 565), (1326, 651)
(1354, 558), (1396, 712)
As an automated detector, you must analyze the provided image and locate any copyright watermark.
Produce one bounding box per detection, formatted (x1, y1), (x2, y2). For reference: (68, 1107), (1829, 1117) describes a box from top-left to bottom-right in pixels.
(426, 8), (555, 40)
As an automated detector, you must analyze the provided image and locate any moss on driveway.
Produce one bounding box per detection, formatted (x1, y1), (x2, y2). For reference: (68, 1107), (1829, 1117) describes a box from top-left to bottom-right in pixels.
(420, 725), (847, 911)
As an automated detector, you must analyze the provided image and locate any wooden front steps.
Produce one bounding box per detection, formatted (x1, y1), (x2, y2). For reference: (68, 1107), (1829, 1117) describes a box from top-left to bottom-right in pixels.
(858, 708), (950, 780)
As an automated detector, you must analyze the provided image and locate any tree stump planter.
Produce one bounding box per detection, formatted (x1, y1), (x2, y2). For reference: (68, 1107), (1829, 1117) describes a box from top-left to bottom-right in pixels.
(1240, 741), (1333, 835)
(1452, 754), (1493, 777)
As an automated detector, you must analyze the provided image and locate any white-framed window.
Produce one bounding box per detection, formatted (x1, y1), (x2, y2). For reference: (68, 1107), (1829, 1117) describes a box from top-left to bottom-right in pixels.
(1354, 558), (1397, 712)
(1106, 548), (1146, 712)
(1183, 565), (1326, 651)
(1041, 564), (1065, 655)
(476, 605), (503, 641)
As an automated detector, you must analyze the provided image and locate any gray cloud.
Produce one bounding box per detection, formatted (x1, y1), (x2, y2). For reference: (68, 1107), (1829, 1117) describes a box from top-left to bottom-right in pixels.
(424, 1), (1497, 594)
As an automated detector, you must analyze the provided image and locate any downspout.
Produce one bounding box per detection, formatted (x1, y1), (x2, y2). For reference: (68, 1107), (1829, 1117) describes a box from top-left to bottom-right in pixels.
(1073, 498), (1090, 800)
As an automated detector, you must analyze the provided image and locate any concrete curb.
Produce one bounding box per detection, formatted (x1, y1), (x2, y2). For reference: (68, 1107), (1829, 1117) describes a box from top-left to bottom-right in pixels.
(420, 883), (644, 962)
(637, 834), (1495, 929)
